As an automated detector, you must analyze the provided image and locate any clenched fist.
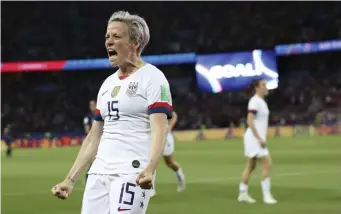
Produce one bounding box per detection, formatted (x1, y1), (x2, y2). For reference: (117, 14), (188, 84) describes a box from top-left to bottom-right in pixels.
(51, 179), (74, 200)
(136, 168), (154, 189)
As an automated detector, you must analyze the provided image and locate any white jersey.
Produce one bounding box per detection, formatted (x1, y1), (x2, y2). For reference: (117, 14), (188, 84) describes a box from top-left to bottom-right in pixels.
(245, 94), (269, 141)
(89, 63), (173, 175)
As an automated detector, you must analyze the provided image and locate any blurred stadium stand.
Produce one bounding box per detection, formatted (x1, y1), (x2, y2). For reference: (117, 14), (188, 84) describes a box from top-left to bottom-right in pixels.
(1, 1), (341, 136)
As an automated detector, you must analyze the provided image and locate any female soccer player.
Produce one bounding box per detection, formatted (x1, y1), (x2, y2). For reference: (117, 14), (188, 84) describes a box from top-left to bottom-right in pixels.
(51, 11), (173, 214)
(237, 79), (277, 204)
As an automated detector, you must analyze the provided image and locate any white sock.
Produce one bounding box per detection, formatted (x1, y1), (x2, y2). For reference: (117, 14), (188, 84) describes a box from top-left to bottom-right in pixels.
(239, 182), (248, 193)
(176, 168), (184, 181)
(261, 177), (271, 196)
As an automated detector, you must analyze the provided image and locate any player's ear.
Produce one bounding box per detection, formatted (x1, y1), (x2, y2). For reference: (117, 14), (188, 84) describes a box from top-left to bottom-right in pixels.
(131, 40), (140, 53)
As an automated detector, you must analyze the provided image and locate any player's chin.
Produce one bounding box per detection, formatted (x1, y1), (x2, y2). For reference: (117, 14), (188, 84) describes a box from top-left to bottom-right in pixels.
(108, 56), (119, 67)
(109, 61), (118, 67)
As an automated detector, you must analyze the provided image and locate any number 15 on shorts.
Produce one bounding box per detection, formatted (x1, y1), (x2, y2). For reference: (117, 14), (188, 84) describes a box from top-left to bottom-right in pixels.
(118, 182), (136, 211)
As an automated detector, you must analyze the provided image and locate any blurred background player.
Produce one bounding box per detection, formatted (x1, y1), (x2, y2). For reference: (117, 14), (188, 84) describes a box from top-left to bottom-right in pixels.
(83, 99), (97, 184)
(238, 79), (277, 204)
(151, 111), (185, 197)
(84, 100), (97, 134)
(51, 10), (172, 214)
(3, 124), (13, 158)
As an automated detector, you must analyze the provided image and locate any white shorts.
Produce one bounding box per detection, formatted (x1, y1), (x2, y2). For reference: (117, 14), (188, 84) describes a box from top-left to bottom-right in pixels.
(243, 132), (269, 158)
(81, 174), (152, 214)
(163, 132), (175, 156)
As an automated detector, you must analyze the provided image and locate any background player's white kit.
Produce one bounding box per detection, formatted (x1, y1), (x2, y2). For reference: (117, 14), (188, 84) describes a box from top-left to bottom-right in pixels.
(83, 63), (173, 214)
(244, 94), (270, 158)
(238, 79), (277, 205)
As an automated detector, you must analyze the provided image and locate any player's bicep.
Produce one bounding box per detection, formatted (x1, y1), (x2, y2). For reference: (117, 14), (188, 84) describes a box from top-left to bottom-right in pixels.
(150, 113), (168, 127)
(149, 113), (168, 134)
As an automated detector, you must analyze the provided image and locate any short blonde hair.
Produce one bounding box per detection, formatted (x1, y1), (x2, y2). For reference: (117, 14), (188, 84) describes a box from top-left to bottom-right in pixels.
(108, 11), (150, 55)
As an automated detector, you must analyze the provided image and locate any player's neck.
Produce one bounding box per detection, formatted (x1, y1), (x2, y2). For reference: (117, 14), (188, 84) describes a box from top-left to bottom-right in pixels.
(255, 92), (264, 99)
(119, 57), (145, 76)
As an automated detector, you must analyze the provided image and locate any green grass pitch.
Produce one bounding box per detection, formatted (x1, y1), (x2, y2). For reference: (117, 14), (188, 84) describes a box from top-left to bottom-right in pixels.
(2, 135), (341, 214)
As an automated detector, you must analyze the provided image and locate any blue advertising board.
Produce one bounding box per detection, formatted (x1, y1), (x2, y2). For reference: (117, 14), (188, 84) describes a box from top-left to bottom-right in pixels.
(195, 49), (279, 93)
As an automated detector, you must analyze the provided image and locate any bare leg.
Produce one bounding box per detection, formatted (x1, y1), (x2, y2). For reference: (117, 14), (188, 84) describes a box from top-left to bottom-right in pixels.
(241, 157), (257, 186)
(164, 155), (185, 192)
(260, 155), (272, 181)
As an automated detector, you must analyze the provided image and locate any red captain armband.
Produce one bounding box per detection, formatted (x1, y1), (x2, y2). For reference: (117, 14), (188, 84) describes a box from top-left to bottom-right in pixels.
(148, 102), (173, 119)
(93, 109), (104, 121)
(248, 109), (257, 115)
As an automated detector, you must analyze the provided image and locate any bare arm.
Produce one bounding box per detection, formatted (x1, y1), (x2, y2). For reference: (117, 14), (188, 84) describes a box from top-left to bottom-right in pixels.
(64, 120), (103, 184)
(247, 112), (263, 141)
(146, 113), (168, 173)
(168, 111), (177, 131)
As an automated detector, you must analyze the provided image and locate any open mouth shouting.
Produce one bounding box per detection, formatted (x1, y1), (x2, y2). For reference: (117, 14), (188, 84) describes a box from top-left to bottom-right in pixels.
(107, 48), (118, 60)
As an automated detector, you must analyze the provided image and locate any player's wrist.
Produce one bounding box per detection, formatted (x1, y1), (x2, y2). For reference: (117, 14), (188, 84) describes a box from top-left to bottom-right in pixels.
(145, 162), (157, 174)
(64, 176), (76, 186)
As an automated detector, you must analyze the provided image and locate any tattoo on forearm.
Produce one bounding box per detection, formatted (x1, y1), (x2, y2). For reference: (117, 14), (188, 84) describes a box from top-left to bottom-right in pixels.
(67, 176), (76, 184)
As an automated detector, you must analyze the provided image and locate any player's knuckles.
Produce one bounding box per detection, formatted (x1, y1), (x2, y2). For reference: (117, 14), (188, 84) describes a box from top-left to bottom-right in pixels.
(60, 195), (67, 200)
(140, 182), (152, 189)
(140, 185), (147, 189)
(57, 193), (67, 200)
(140, 180), (147, 185)
(52, 189), (60, 195)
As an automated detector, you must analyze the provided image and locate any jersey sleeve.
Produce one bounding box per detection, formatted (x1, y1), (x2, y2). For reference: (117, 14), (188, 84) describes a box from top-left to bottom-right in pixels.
(93, 87), (104, 122)
(146, 72), (173, 119)
(248, 98), (259, 115)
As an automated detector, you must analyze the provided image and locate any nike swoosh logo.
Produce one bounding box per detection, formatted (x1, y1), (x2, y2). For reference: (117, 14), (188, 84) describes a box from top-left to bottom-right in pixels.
(102, 90), (108, 96)
(117, 207), (131, 212)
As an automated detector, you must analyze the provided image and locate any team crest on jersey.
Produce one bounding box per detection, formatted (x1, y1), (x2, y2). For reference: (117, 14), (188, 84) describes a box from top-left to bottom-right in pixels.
(126, 81), (139, 97)
(111, 86), (121, 98)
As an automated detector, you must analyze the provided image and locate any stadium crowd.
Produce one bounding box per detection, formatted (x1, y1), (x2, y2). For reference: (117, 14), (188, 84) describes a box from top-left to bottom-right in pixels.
(2, 2), (341, 134)
(2, 2), (341, 61)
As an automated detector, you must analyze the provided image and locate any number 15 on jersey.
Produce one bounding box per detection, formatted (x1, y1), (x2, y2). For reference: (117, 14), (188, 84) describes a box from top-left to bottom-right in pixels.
(107, 101), (120, 121)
